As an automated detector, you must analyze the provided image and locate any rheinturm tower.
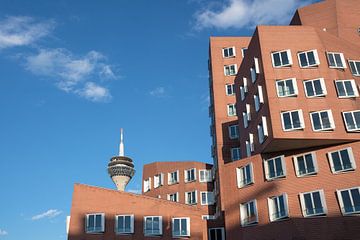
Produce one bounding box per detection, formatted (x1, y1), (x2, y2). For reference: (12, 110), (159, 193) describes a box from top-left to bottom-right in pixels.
(107, 129), (135, 191)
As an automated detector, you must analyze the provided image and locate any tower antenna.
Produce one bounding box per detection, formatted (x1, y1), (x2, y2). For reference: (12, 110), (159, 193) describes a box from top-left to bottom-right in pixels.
(119, 128), (124, 156)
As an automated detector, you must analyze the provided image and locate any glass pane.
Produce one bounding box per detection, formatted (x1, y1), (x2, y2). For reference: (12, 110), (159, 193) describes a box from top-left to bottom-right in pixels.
(305, 154), (315, 173)
(313, 192), (323, 213)
(88, 215), (94, 228)
(354, 112), (360, 129)
(340, 149), (352, 170)
(268, 160), (275, 178)
(312, 113), (321, 130)
(245, 165), (251, 183)
(297, 156), (306, 174)
(285, 79), (295, 95)
(351, 189), (360, 211)
(277, 81), (285, 96)
(350, 61), (356, 74)
(229, 48), (233, 56)
(334, 54), (343, 67)
(328, 53), (335, 67)
(210, 229), (216, 240)
(305, 81), (314, 96)
(275, 157), (283, 176)
(299, 53), (307, 67)
(336, 82), (346, 97)
(125, 216), (131, 232)
(173, 219), (180, 235)
(344, 112), (355, 130)
(279, 195), (286, 216)
(181, 219), (187, 235)
(145, 218), (152, 231)
(313, 80), (323, 95)
(291, 111), (301, 128)
(356, 62), (360, 74)
(341, 190), (353, 213)
(216, 229), (223, 240)
(95, 215), (102, 228)
(320, 111), (331, 129)
(280, 51), (289, 65)
(283, 112), (292, 130)
(153, 217), (160, 231)
(304, 193), (314, 215)
(273, 53), (281, 66)
(118, 216), (124, 231)
(331, 152), (342, 171)
(307, 51), (316, 65)
(344, 81), (354, 96)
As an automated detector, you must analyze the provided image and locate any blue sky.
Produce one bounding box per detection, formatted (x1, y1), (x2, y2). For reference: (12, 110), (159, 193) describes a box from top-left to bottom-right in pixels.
(0, 0), (314, 239)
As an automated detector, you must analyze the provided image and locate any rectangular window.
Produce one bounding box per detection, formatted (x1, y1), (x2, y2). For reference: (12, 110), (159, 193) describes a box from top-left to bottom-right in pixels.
(268, 194), (289, 221)
(236, 163), (254, 188)
(258, 116), (268, 144)
(199, 169), (212, 182)
(250, 68), (256, 83)
(185, 190), (197, 205)
(245, 141), (251, 157)
(335, 80), (359, 98)
(86, 213), (105, 233)
(249, 133), (254, 152)
(144, 216), (162, 236)
(240, 200), (258, 226)
(115, 215), (134, 234)
(264, 156), (286, 180)
(185, 168), (196, 182)
(231, 147), (241, 161)
(271, 49), (292, 67)
(281, 110), (304, 131)
(298, 49), (320, 67)
(327, 147), (356, 173)
(337, 187), (360, 215)
(144, 178), (151, 192)
(224, 64), (237, 76)
(168, 170), (179, 185)
(276, 78), (298, 97)
(202, 215), (216, 220)
(228, 124), (239, 139)
(172, 218), (190, 237)
(222, 47), (236, 58)
(243, 77), (248, 93)
(209, 228), (225, 240)
(167, 192), (179, 202)
(201, 191), (215, 205)
(299, 190), (327, 217)
(349, 60), (360, 76)
(327, 52), (346, 68)
(227, 103), (236, 116)
(343, 110), (360, 132)
(293, 152), (318, 177)
(241, 48), (247, 58)
(225, 84), (235, 95)
(240, 86), (245, 101)
(154, 173), (164, 188)
(243, 104), (251, 128)
(254, 86), (264, 112)
(303, 78), (327, 97)
(310, 110), (335, 131)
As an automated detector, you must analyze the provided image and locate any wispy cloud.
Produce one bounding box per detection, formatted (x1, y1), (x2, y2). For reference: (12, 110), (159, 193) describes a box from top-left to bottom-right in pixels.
(31, 209), (62, 221)
(194, 0), (311, 30)
(0, 229), (8, 236)
(149, 86), (167, 98)
(0, 16), (54, 49)
(24, 48), (115, 102)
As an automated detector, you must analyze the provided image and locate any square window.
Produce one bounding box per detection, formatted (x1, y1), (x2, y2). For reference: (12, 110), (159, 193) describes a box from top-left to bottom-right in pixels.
(185, 168), (196, 182)
(337, 187), (360, 215)
(298, 50), (320, 68)
(236, 163), (254, 188)
(281, 110), (305, 131)
(335, 80), (359, 98)
(240, 200), (258, 226)
(201, 191), (215, 205)
(310, 110), (335, 131)
(224, 64), (237, 76)
(293, 152), (318, 177)
(228, 124), (239, 139)
(299, 190), (327, 217)
(343, 110), (360, 132)
(271, 50), (292, 67)
(327, 52), (346, 68)
(227, 103), (237, 116)
(199, 169), (212, 182)
(231, 147), (241, 161)
(168, 170), (179, 185)
(86, 213), (105, 233)
(222, 47), (236, 58)
(264, 156), (286, 180)
(303, 78), (327, 97)
(327, 147), (356, 173)
(225, 84), (235, 95)
(144, 216), (162, 236)
(349, 60), (360, 76)
(167, 192), (179, 202)
(172, 218), (190, 237)
(115, 215), (134, 234)
(268, 194), (289, 221)
(276, 78), (298, 97)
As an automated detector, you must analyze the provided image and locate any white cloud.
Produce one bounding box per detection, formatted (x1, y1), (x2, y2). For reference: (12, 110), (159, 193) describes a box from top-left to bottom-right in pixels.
(149, 87), (166, 97)
(0, 16), (54, 49)
(0, 229), (8, 236)
(24, 48), (115, 102)
(31, 209), (62, 221)
(194, 0), (311, 30)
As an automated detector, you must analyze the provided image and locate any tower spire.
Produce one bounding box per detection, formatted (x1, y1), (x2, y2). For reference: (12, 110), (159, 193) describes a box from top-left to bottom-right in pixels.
(119, 128), (124, 156)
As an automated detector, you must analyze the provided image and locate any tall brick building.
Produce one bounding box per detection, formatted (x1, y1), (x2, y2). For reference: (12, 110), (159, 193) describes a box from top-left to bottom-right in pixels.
(67, 0), (360, 239)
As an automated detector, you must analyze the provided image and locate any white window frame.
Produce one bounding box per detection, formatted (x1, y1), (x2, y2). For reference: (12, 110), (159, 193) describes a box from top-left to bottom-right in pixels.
(241, 48), (247, 58)
(154, 173), (164, 188)
(335, 79), (359, 98)
(224, 64), (237, 76)
(167, 192), (179, 202)
(342, 110), (360, 132)
(231, 147), (241, 161)
(168, 170), (179, 185)
(199, 169), (212, 182)
(271, 49), (292, 67)
(243, 104), (251, 128)
(264, 155), (286, 180)
(222, 46), (236, 58)
(258, 116), (268, 144)
(172, 217), (190, 237)
(200, 191), (215, 205)
(303, 78), (327, 97)
(85, 213), (105, 233)
(208, 228), (225, 240)
(185, 190), (197, 205)
(267, 194), (289, 222)
(280, 109), (305, 131)
(276, 78), (298, 97)
(115, 214), (134, 234)
(327, 147), (356, 173)
(299, 190), (327, 217)
(228, 124), (239, 139)
(249, 133), (254, 152)
(293, 152), (318, 177)
(225, 83), (235, 95)
(227, 103), (237, 116)
(254, 86), (264, 112)
(236, 163), (254, 188)
(297, 49), (320, 68)
(243, 77), (248, 93)
(245, 141), (251, 157)
(310, 110), (335, 131)
(240, 200), (258, 226)
(327, 52), (346, 69)
(336, 187), (360, 215)
(348, 60), (360, 76)
(144, 216), (162, 236)
(144, 178), (151, 192)
(184, 168), (196, 182)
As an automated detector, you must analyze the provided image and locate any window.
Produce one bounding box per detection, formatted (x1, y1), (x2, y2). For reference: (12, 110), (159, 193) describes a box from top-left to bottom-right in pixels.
(202, 215), (216, 220)
(115, 215), (134, 234)
(225, 84), (235, 95)
(245, 141), (251, 157)
(271, 49), (292, 67)
(154, 173), (164, 188)
(227, 103), (237, 116)
(222, 47), (236, 58)
(201, 191), (215, 205)
(86, 213), (105, 233)
(343, 110), (360, 132)
(310, 110), (335, 131)
(249, 133), (254, 152)
(298, 49), (320, 67)
(258, 116), (268, 144)
(228, 124), (239, 139)
(144, 178), (151, 192)
(299, 190), (327, 217)
(144, 216), (162, 236)
(243, 104), (251, 128)
(335, 80), (359, 98)
(240, 77), (248, 101)
(240, 200), (258, 226)
(268, 194), (289, 221)
(185, 168), (196, 182)
(276, 78), (298, 97)
(199, 169), (212, 182)
(337, 187), (360, 215)
(167, 192), (179, 202)
(224, 64), (237, 76)
(241, 48), (247, 58)
(293, 152), (318, 177)
(327, 52), (346, 68)
(254, 86), (264, 111)
(172, 218), (190, 237)
(168, 170), (179, 185)
(209, 228), (225, 240)
(185, 191), (197, 204)
(231, 147), (241, 161)
(349, 60), (360, 76)
(264, 156), (286, 180)
(327, 147), (356, 173)
(303, 78), (327, 97)
(250, 58), (260, 83)
(281, 110), (304, 131)
(236, 163), (254, 188)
